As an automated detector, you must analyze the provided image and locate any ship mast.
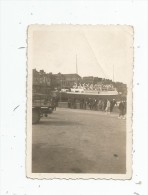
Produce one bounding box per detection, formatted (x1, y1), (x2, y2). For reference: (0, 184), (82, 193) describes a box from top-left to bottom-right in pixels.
(76, 54), (78, 85)
(76, 54), (78, 75)
(113, 64), (114, 82)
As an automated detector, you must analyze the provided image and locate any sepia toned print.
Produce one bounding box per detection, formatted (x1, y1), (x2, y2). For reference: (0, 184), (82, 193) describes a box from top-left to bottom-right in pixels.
(27, 25), (133, 179)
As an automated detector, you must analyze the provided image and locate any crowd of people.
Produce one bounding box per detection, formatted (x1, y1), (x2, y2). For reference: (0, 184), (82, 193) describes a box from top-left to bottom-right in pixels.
(67, 97), (126, 119)
(72, 83), (116, 92)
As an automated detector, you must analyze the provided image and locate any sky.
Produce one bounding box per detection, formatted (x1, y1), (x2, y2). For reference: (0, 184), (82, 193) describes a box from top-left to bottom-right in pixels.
(30, 25), (133, 84)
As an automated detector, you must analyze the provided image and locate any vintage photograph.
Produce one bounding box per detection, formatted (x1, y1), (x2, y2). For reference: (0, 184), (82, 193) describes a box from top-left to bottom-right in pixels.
(27, 25), (133, 179)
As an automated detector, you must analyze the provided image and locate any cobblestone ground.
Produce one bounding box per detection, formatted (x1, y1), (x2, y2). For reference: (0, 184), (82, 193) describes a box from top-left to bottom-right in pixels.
(32, 108), (126, 173)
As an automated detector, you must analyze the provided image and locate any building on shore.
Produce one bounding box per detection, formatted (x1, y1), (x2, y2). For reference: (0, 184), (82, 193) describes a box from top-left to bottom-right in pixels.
(33, 69), (81, 90)
(32, 69), (127, 95)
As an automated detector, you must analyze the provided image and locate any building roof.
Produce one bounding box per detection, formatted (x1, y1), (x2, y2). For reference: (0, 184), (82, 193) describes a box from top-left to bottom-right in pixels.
(63, 74), (81, 79)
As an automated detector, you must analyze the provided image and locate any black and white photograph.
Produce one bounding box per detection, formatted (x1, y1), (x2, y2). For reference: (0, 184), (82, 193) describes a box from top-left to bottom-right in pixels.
(27, 25), (133, 179)
(1, 0), (148, 194)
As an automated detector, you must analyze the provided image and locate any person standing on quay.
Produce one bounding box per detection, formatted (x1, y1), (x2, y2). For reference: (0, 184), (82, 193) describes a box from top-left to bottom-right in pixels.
(105, 99), (111, 114)
(110, 99), (117, 112)
(118, 101), (124, 119)
(104, 99), (107, 111)
(68, 97), (71, 108)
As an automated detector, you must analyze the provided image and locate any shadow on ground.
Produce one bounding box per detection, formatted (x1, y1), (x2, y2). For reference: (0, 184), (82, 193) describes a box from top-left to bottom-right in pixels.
(32, 143), (126, 173)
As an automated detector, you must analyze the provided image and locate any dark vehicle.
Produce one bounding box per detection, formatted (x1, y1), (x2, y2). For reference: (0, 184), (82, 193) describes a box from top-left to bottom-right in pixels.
(32, 93), (54, 124)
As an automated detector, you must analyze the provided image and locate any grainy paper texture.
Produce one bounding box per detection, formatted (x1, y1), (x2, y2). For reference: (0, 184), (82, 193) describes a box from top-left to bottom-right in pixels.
(27, 25), (133, 179)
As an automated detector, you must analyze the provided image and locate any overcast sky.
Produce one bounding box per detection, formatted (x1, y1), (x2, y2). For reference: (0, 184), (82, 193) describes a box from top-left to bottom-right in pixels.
(31, 25), (133, 84)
